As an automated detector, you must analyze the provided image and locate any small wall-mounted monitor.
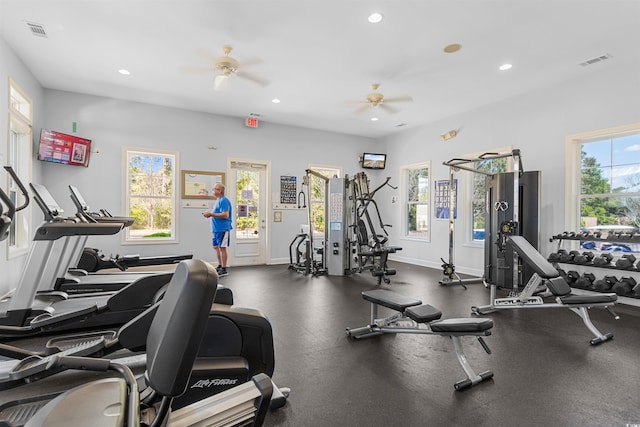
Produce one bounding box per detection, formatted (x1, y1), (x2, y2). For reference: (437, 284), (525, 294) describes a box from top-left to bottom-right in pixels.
(37, 129), (92, 167)
(362, 152), (386, 170)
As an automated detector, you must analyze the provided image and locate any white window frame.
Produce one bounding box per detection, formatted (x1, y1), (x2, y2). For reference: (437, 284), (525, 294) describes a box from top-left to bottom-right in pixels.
(400, 160), (431, 242)
(6, 78), (32, 259)
(122, 146), (179, 245)
(565, 122), (640, 231)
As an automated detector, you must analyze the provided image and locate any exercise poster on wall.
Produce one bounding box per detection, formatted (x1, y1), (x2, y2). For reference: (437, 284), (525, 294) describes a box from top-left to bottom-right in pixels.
(435, 179), (457, 219)
(280, 175), (297, 204)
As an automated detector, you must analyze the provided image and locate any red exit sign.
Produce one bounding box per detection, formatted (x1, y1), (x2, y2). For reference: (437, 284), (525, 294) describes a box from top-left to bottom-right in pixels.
(245, 117), (259, 128)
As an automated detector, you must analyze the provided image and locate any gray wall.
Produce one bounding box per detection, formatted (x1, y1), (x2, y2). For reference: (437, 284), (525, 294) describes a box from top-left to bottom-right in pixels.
(380, 62), (640, 276)
(0, 37), (44, 293)
(38, 89), (375, 267)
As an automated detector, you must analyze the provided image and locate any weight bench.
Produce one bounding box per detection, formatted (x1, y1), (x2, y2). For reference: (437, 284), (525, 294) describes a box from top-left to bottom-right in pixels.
(346, 289), (494, 391)
(472, 235), (619, 345)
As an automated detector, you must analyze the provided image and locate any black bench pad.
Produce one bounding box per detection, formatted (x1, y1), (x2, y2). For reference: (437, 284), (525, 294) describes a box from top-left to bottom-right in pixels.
(507, 235), (559, 279)
(362, 289), (422, 312)
(430, 318), (494, 333)
(559, 294), (617, 305)
(405, 304), (442, 323)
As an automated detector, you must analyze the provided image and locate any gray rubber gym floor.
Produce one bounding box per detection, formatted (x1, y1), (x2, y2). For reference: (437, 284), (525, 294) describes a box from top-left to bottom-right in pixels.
(1, 262), (638, 426)
(221, 262), (639, 427)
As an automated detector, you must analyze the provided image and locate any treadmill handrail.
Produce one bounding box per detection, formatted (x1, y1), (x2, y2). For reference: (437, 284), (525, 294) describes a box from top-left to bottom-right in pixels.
(33, 222), (123, 241)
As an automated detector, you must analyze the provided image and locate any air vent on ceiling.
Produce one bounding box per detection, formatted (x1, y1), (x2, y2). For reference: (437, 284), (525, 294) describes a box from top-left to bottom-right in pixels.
(579, 54), (613, 67)
(394, 123), (407, 128)
(249, 112), (262, 118)
(25, 21), (47, 37)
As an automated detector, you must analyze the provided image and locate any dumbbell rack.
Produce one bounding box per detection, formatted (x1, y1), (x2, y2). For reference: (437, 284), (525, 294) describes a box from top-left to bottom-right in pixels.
(549, 233), (640, 307)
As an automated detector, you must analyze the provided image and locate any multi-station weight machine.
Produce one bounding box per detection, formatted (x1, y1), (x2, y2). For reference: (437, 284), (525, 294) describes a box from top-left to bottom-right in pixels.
(289, 170), (401, 284)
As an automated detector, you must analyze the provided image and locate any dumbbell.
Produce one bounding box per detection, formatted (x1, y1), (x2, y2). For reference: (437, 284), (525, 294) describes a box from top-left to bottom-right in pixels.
(565, 270), (580, 285)
(593, 231), (602, 239)
(558, 250), (574, 263)
(569, 250), (583, 262)
(612, 277), (637, 296)
(548, 249), (567, 262)
(593, 253), (614, 266)
(633, 282), (640, 299)
(573, 251), (594, 264)
(579, 230), (592, 239)
(574, 272), (596, 289)
(607, 231), (622, 240)
(592, 275), (618, 292)
(615, 254), (637, 269)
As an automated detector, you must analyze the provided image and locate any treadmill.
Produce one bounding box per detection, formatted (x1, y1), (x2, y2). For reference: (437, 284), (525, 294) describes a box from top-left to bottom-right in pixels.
(68, 184), (193, 273)
(0, 180), (168, 338)
(27, 183), (173, 295)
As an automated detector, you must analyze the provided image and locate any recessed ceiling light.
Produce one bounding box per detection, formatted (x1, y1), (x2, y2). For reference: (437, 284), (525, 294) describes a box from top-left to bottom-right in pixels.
(271, 98), (281, 104)
(368, 12), (383, 24)
(443, 43), (462, 54)
(499, 63), (513, 71)
(370, 117), (379, 122)
(118, 69), (131, 75)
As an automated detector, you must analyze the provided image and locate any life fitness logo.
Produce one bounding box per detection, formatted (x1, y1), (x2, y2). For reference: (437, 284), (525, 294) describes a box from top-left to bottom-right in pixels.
(191, 378), (239, 389)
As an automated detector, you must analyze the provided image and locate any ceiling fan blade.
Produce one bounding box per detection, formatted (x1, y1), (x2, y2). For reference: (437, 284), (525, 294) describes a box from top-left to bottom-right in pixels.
(384, 95), (413, 104)
(353, 104), (371, 115)
(197, 48), (218, 63)
(181, 65), (215, 74)
(238, 57), (263, 68)
(236, 71), (270, 87)
(379, 103), (398, 114)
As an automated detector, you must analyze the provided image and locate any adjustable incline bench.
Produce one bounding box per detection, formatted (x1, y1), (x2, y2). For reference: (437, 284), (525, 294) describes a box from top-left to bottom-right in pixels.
(472, 235), (619, 345)
(346, 289), (494, 390)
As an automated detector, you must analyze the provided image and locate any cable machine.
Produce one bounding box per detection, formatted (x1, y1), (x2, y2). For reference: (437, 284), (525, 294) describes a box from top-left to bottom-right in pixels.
(439, 149), (525, 288)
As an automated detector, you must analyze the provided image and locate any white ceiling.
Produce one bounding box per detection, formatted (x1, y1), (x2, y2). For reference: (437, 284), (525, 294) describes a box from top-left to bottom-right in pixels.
(1, 0), (638, 139)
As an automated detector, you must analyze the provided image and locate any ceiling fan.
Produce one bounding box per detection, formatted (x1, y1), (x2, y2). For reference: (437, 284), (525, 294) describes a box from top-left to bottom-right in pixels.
(350, 83), (413, 115)
(440, 126), (464, 141)
(184, 45), (270, 91)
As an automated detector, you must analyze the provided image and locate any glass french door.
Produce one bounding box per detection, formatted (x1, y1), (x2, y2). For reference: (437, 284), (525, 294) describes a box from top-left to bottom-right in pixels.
(228, 159), (268, 266)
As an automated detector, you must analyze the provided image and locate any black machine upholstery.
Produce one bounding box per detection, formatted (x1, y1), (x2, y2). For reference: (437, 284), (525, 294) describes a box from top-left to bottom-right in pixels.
(507, 235), (559, 279)
(348, 289), (494, 390)
(13, 259), (218, 426)
(507, 235), (617, 304)
(145, 260), (218, 397)
(355, 219), (402, 284)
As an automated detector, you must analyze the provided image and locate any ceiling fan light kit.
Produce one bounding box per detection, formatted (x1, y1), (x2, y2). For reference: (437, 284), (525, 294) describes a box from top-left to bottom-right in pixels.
(214, 74), (230, 91)
(440, 130), (458, 141)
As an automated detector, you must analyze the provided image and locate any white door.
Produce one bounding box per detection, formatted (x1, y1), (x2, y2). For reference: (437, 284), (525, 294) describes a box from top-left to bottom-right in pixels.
(227, 159), (269, 266)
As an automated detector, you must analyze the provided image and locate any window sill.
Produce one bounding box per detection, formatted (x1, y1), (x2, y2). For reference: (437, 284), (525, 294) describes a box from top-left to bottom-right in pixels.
(400, 236), (431, 243)
(463, 241), (484, 249)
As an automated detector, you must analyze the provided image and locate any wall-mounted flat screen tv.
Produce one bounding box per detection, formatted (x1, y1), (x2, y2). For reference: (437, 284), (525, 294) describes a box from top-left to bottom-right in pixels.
(37, 129), (92, 167)
(362, 152), (386, 170)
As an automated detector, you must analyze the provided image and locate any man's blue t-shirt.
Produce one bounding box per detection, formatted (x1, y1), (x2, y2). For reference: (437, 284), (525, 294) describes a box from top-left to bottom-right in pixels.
(210, 195), (233, 232)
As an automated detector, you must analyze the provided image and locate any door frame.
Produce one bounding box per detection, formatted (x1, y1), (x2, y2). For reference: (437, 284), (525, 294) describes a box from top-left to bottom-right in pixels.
(226, 157), (271, 266)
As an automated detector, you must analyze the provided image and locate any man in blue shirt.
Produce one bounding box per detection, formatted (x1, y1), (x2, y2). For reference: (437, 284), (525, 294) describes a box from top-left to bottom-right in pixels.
(202, 183), (233, 277)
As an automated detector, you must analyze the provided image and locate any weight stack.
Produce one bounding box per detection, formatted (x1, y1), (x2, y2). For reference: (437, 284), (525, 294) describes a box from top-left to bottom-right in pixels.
(484, 170), (540, 289)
